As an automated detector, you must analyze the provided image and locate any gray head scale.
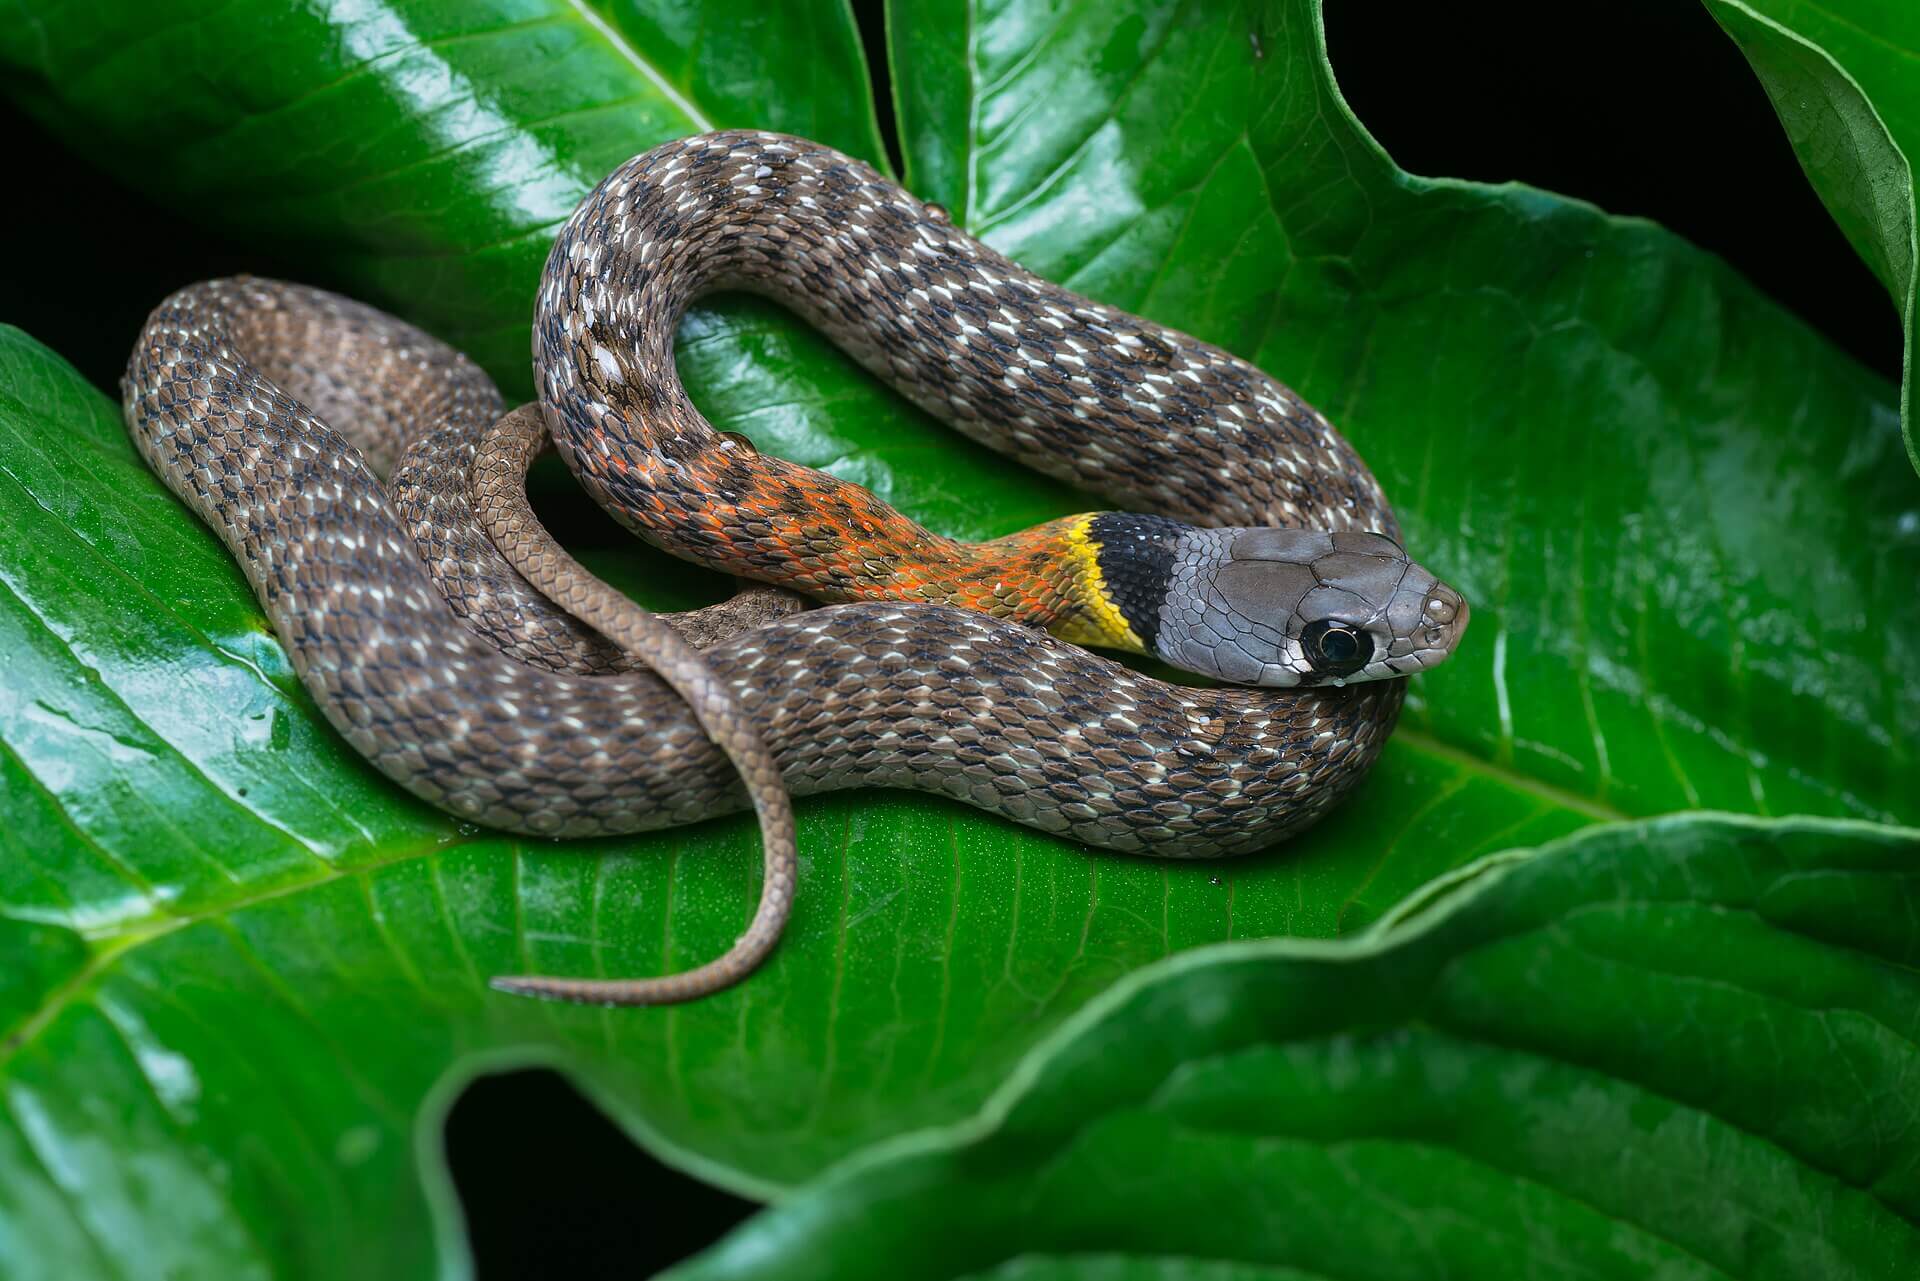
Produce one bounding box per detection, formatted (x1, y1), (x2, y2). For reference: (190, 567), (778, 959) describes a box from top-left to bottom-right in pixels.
(1153, 526), (1469, 688)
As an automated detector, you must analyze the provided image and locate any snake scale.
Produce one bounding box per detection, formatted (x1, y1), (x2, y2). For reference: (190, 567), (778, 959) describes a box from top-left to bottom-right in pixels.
(123, 131), (1467, 1004)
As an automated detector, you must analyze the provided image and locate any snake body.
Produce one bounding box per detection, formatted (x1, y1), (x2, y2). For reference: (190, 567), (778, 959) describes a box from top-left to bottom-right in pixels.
(535, 134), (1464, 688)
(122, 131), (1465, 1004)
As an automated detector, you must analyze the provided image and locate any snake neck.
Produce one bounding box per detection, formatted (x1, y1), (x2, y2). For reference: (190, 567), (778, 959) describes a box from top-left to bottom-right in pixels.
(1047, 511), (1185, 655)
(868, 511), (1185, 658)
(572, 416), (1186, 655)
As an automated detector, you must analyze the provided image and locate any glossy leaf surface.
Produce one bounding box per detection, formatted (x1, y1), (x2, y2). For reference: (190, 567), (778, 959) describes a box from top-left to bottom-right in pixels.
(0, 0), (1914, 1275)
(673, 815), (1920, 1281)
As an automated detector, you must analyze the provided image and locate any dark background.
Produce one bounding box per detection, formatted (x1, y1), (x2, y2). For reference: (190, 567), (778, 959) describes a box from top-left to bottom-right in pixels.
(0, 1), (1900, 1276)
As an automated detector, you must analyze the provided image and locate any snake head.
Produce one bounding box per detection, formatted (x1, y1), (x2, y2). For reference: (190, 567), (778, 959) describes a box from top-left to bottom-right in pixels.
(1155, 528), (1469, 688)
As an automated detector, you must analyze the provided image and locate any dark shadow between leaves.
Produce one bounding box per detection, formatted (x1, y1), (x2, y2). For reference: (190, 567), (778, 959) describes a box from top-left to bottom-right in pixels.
(442, 1067), (757, 1280)
(1322, 0), (1899, 383)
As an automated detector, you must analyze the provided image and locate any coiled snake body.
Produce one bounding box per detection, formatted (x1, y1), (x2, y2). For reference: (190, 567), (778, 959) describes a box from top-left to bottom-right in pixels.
(123, 131), (1466, 1004)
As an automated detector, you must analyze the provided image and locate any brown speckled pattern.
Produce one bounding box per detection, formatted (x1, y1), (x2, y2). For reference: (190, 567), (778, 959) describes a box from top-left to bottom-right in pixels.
(122, 271), (1399, 852)
(120, 131), (1411, 1001)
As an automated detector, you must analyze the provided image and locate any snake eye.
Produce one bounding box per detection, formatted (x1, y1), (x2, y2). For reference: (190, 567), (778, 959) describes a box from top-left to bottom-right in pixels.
(1301, 619), (1373, 678)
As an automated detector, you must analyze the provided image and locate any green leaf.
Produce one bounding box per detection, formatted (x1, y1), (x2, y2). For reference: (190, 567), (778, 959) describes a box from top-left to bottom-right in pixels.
(886, 0), (1920, 817)
(0, 0), (891, 400)
(670, 814), (1920, 1281)
(0, 0), (1916, 1272)
(1705, 0), (1920, 474)
(0, 284), (1597, 1275)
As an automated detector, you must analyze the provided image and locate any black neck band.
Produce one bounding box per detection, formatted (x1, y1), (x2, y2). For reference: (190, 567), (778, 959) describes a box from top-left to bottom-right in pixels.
(1087, 512), (1185, 644)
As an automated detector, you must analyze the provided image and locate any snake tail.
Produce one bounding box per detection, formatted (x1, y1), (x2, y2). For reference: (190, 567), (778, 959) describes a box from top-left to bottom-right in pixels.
(474, 405), (796, 1005)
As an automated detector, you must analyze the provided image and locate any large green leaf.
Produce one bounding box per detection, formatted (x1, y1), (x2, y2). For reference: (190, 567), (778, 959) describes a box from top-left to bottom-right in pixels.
(0, 0), (1915, 1273)
(883, 0), (1914, 825)
(1705, 0), (1920, 474)
(671, 814), (1920, 1281)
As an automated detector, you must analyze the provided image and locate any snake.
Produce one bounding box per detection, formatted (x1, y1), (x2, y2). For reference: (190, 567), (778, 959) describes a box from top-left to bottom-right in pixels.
(121, 130), (1468, 1006)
